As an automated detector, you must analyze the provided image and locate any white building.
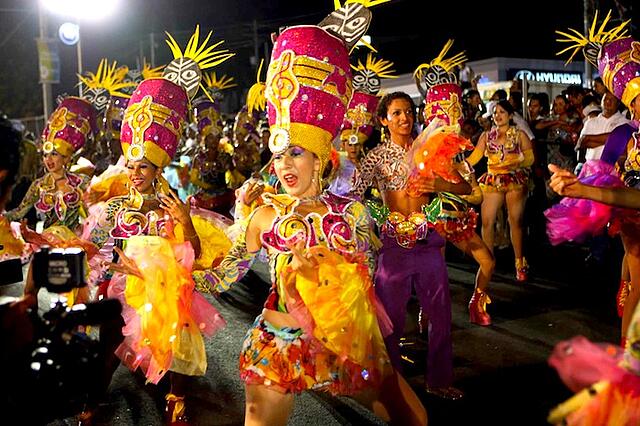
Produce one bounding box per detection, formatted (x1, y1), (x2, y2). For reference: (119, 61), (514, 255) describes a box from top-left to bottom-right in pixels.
(381, 57), (588, 103)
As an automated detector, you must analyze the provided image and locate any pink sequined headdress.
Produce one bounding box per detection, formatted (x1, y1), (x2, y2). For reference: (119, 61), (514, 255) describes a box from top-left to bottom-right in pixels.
(340, 53), (397, 144)
(265, 25), (353, 171)
(121, 26), (234, 168)
(41, 97), (97, 157)
(120, 78), (188, 168)
(414, 40), (466, 129)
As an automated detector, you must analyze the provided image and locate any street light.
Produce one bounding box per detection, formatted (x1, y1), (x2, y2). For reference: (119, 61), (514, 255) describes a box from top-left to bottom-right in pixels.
(40, 0), (120, 22)
(57, 22), (82, 97)
(39, 0), (121, 97)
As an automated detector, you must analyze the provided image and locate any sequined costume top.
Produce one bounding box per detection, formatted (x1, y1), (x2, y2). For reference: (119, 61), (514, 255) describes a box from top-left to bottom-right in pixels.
(351, 140), (410, 199)
(200, 191), (375, 312)
(88, 188), (168, 248)
(5, 172), (88, 230)
(483, 126), (526, 174)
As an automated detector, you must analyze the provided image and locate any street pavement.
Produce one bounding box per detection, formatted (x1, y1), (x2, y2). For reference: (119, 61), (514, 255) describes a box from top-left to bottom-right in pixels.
(26, 236), (622, 426)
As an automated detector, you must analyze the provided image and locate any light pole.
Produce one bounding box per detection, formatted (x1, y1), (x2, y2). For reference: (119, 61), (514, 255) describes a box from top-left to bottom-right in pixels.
(38, 4), (53, 118)
(40, 0), (121, 98)
(58, 21), (82, 96)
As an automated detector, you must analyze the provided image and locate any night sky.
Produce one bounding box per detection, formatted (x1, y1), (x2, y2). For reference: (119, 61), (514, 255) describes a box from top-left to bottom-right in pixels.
(0, 0), (634, 117)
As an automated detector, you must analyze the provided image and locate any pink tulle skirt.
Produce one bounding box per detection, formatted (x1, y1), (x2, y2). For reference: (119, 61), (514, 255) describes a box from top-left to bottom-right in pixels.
(548, 335), (640, 425)
(545, 160), (623, 245)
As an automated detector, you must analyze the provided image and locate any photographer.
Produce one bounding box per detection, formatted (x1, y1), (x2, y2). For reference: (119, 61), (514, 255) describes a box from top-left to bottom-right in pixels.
(0, 249), (121, 425)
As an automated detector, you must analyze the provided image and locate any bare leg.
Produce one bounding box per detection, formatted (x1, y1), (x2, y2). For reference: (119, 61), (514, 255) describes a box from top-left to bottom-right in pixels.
(480, 191), (505, 255)
(244, 384), (294, 426)
(454, 234), (495, 293)
(354, 370), (428, 426)
(505, 188), (527, 260)
(169, 372), (188, 396)
(621, 231), (640, 341)
(165, 372), (190, 423)
(456, 233), (495, 326)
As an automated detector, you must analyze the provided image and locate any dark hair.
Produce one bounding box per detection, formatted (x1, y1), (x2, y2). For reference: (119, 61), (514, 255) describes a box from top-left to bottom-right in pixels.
(492, 89), (508, 102)
(581, 93), (599, 108)
(563, 84), (585, 97)
(376, 91), (416, 120)
(529, 92), (550, 115)
(495, 99), (515, 115)
(464, 89), (480, 100)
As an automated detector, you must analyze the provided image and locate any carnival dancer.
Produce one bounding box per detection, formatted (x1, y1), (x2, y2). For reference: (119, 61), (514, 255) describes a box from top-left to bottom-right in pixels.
(466, 98), (534, 281)
(411, 40), (496, 326)
(82, 27), (233, 425)
(547, 11), (640, 344)
(229, 59), (283, 225)
(546, 168), (640, 425)
(188, 73), (237, 216)
(103, 61), (164, 166)
(3, 97), (98, 302)
(191, 13), (427, 425)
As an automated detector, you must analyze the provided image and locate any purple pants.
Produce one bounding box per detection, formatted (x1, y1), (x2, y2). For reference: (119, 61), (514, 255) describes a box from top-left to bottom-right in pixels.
(374, 232), (453, 388)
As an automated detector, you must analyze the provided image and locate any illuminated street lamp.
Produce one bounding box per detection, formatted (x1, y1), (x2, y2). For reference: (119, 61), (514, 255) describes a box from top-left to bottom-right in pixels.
(40, 0), (121, 21)
(39, 0), (121, 97)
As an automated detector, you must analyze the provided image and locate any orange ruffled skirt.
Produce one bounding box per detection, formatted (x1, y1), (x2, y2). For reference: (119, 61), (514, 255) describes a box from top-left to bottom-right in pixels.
(110, 236), (225, 384)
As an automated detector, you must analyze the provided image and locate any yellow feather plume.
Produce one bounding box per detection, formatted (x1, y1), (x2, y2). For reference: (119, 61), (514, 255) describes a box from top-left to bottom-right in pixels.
(353, 53), (398, 79)
(555, 10), (631, 65)
(78, 58), (137, 97)
(202, 72), (237, 91)
(337, 0), (392, 8)
(413, 39), (467, 80)
(165, 24), (235, 71)
(247, 59), (266, 115)
(141, 61), (164, 80)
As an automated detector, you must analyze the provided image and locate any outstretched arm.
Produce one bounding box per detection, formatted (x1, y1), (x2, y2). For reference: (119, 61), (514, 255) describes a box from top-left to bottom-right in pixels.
(548, 164), (640, 209)
(4, 180), (39, 221)
(194, 206), (268, 294)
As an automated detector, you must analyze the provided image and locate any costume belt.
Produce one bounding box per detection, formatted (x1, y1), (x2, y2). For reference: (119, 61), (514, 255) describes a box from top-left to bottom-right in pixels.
(382, 211), (429, 249)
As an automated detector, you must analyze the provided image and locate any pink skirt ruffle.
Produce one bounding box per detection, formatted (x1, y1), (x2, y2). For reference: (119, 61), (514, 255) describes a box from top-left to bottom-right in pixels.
(544, 160), (623, 245)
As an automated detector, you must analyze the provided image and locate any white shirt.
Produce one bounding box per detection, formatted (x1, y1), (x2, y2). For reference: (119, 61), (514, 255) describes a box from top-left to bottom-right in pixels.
(579, 111), (630, 161)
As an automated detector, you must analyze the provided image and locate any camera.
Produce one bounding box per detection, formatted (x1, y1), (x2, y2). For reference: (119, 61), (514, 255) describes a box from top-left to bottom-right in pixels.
(0, 247), (121, 424)
(32, 246), (86, 293)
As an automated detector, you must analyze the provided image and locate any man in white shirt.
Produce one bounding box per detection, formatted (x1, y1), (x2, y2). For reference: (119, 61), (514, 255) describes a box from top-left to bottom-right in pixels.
(577, 90), (630, 163)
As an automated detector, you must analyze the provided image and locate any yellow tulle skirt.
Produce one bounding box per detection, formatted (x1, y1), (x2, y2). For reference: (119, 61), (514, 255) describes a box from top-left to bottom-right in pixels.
(111, 236), (225, 384)
(279, 247), (392, 394)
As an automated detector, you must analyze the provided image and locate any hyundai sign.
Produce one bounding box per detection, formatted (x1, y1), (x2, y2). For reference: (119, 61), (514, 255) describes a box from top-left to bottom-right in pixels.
(510, 69), (582, 85)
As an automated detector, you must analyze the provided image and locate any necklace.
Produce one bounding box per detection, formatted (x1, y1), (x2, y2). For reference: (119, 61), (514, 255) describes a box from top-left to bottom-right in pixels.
(141, 192), (158, 201)
(298, 193), (324, 204)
